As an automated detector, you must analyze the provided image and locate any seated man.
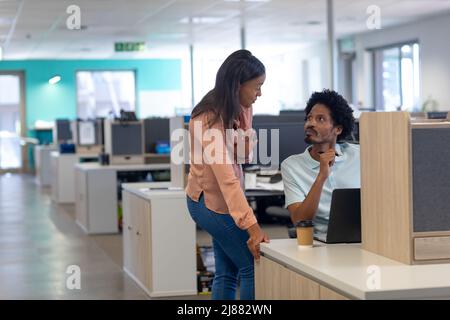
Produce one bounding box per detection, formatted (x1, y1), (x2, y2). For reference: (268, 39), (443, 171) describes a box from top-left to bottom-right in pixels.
(281, 89), (360, 238)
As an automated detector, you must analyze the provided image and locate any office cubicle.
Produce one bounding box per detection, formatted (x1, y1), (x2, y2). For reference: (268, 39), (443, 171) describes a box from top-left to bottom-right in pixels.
(143, 118), (170, 154)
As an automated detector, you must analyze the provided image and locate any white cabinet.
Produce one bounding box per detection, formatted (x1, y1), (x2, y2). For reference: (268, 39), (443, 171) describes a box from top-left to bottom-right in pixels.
(51, 152), (79, 203)
(75, 168), (118, 234)
(74, 163), (170, 234)
(122, 185), (197, 297)
(50, 152), (98, 203)
(34, 145), (56, 186)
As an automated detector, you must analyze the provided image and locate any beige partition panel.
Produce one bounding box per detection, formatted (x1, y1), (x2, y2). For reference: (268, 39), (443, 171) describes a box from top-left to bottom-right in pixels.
(360, 112), (413, 264)
(319, 286), (349, 300)
(255, 256), (320, 300)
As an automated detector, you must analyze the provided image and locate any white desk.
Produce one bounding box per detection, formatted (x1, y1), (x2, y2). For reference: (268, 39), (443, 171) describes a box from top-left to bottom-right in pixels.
(74, 163), (170, 234)
(257, 239), (450, 299)
(121, 184), (197, 297)
(34, 145), (57, 186)
(50, 152), (98, 203)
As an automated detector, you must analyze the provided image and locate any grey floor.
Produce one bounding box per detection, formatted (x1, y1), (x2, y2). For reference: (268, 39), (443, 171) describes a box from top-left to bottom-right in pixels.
(0, 173), (289, 300)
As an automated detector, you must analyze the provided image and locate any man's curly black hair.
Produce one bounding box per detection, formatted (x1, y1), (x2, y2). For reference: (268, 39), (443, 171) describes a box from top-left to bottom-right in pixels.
(305, 89), (355, 142)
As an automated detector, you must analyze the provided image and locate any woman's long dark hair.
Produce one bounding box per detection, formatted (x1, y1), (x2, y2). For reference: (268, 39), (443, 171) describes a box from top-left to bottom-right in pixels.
(191, 49), (265, 129)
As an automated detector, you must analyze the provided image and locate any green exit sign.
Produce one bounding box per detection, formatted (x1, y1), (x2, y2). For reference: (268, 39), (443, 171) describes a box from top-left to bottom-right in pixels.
(115, 42), (146, 52)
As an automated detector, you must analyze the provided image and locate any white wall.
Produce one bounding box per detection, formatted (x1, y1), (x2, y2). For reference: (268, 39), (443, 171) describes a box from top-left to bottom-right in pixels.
(250, 41), (330, 113)
(353, 12), (450, 110)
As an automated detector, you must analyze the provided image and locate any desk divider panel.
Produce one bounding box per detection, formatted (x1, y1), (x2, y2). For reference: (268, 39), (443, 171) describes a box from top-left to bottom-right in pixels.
(360, 112), (413, 264)
(361, 113), (450, 264)
(412, 127), (450, 232)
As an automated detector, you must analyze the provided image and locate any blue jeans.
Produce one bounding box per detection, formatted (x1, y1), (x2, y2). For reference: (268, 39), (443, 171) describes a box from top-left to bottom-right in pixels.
(186, 194), (255, 300)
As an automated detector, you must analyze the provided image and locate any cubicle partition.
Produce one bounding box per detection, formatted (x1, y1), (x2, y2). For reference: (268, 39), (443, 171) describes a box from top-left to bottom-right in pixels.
(73, 119), (104, 155)
(104, 119), (145, 165)
(252, 115), (308, 168)
(360, 111), (450, 264)
(143, 117), (170, 164)
(143, 118), (170, 154)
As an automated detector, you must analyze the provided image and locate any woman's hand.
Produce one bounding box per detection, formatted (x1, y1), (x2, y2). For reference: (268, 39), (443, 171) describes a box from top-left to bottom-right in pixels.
(246, 223), (270, 260)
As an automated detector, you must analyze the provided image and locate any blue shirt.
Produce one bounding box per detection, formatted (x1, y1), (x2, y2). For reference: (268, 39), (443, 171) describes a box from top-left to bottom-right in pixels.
(281, 142), (360, 237)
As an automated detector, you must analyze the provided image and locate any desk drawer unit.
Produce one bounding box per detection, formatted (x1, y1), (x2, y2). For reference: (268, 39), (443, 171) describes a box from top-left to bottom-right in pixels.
(414, 237), (450, 261)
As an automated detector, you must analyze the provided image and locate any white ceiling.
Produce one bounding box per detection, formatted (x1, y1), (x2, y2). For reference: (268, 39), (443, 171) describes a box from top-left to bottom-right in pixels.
(1, 0), (450, 59)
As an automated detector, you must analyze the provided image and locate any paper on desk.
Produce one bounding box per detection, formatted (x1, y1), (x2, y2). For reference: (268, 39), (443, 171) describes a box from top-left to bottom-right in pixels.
(139, 186), (183, 192)
(254, 180), (284, 191)
(258, 169), (280, 176)
(79, 121), (96, 145)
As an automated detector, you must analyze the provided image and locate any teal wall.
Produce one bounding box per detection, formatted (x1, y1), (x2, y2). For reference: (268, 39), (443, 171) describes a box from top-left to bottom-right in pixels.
(0, 59), (181, 129)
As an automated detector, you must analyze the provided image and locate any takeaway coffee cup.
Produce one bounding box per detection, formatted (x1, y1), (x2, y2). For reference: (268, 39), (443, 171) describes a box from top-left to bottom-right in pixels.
(296, 220), (314, 248)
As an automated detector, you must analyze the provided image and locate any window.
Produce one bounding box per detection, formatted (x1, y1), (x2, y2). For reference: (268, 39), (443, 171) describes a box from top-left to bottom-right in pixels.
(191, 45), (324, 115)
(76, 71), (136, 119)
(0, 74), (21, 170)
(373, 42), (420, 111)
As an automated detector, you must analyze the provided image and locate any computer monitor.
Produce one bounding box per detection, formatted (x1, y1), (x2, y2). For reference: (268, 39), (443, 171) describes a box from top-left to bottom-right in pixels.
(144, 118), (170, 153)
(252, 121), (309, 168)
(76, 119), (103, 146)
(119, 110), (138, 121)
(54, 119), (73, 143)
(253, 114), (306, 125)
(427, 111), (449, 119)
(111, 123), (143, 156)
(104, 119), (144, 165)
(359, 107), (376, 112)
(346, 121), (360, 143)
(279, 109), (306, 119)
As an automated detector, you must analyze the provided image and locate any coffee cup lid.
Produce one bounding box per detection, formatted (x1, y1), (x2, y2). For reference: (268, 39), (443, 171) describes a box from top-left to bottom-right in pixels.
(296, 220), (314, 228)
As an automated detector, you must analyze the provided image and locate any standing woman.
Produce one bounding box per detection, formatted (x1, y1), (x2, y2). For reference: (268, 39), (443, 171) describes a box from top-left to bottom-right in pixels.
(186, 49), (269, 300)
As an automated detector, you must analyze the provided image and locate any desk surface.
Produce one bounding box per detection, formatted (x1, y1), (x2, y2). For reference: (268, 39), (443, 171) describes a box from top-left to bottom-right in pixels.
(261, 239), (450, 299)
(50, 151), (98, 159)
(75, 162), (170, 171)
(35, 145), (57, 151)
(122, 182), (185, 200)
(245, 189), (284, 197)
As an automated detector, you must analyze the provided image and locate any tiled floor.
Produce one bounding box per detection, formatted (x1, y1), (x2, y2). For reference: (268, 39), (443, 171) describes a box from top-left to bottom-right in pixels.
(0, 173), (149, 299)
(0, 173), (289, 299)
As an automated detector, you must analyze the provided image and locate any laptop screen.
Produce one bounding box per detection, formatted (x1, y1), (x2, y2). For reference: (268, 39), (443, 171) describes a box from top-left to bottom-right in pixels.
(317, 188), (361, 244)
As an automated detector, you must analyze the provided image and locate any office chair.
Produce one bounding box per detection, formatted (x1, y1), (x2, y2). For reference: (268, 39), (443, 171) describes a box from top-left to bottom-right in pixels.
(265, 205), (295, 238)
(265, 205), (290, 220)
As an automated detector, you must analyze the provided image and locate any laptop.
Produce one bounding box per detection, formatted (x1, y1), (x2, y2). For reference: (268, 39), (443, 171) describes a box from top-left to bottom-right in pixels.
(314, 188), (361, 244)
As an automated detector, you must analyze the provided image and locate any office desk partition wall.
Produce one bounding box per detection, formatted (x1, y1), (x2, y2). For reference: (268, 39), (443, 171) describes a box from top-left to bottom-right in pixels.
(253, 114), (306, 124)
(360, 112), (450, 265)
(73, 119), (104, 155)
(252, 121), (308, 168)
(104, 119), (145, 165)
(279, 109), (306, 118)
(53, 119), (73, 144)
(143, 118), (171, 164)
(144, 118), (170, 153)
